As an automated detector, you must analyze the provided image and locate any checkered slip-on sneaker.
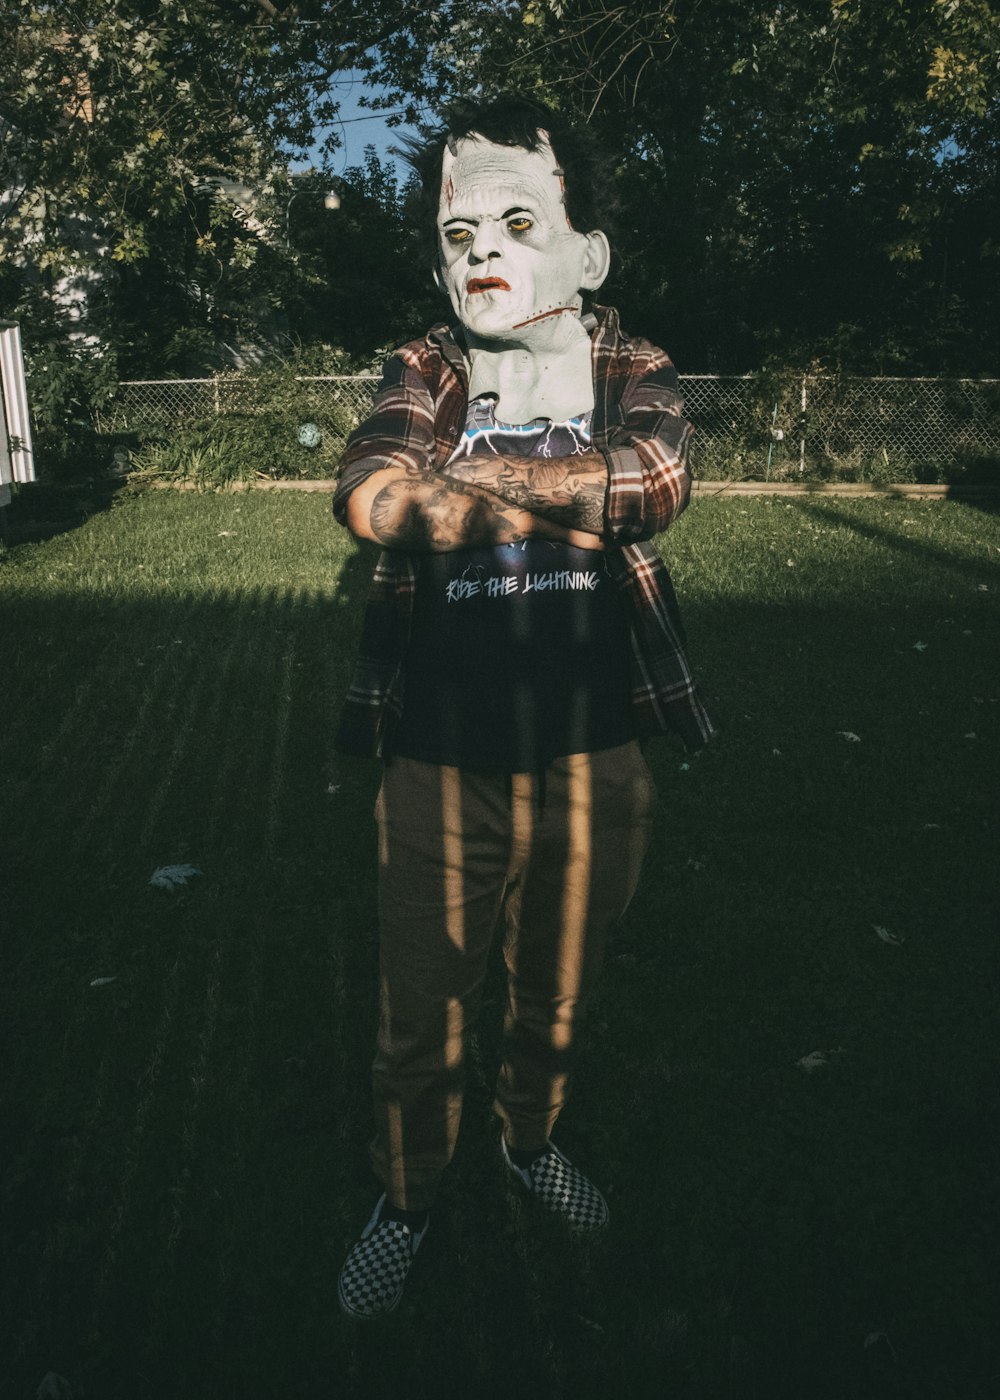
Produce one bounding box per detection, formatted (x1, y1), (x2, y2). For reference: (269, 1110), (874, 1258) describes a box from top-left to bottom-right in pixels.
(501, 1137), (610, 1233)
(337, 1195), (429, 1320)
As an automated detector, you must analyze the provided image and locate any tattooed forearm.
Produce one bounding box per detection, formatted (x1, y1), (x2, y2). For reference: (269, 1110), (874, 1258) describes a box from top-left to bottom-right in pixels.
(368, 473), (533, 552)
(440, 453), (608, 534)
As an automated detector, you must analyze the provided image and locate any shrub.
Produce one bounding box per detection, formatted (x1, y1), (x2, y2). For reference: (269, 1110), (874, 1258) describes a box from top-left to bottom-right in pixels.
(123, 349), (359, 486)
(23, 337), (120, 482)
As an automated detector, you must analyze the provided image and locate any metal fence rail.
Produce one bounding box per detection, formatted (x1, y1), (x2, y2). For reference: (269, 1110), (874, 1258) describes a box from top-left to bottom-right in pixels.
(803, 376), (1000, 467)
(100, 373), (1000, 478)
(102, 375), (382, 434)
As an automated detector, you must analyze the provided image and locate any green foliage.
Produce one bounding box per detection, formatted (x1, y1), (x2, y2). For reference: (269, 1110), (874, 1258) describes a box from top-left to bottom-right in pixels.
(4, 0), (998, 462)
(129, 413), (346, 489)
(23, 339), (117, 441)
(372, 0), (1000, 375)
(19, 321), (119, 478)
(0, 2), (454, 381)
(128, 353), (357, 488)
(281, 148), (444, 356)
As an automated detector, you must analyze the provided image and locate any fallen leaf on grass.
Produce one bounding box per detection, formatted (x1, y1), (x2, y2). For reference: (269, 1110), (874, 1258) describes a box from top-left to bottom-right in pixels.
(872, 925), (904, 945)
(963, 732), (977, 740)
(912, 641), (928, 652)
(89, 976), (118, 987)
(836, 731), (862, 743)
(797, 1049), (849, 1072)
(149, 864), (202, 890)
(922, 823), (942, 830)
(326, 782), (342, 795)
(218, 530), (236, 537)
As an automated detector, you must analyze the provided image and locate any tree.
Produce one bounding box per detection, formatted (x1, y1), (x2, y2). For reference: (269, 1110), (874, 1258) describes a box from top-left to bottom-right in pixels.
(280, 148), (444, 358)
(0, 1), (453, 373)
(372, 0), (1000, 373)
(4, 0), (996, 444)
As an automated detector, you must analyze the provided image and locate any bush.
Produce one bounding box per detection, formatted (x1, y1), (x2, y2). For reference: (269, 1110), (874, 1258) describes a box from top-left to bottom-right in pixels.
(124, 349), (359, 487)
(943, 451), (1000, 487)
(22, 337), (120, 482)
(129, 411), (351, 487)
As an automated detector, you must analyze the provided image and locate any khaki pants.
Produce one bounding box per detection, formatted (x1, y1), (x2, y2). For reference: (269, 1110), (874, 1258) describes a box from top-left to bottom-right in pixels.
(370, 741), (656, 1211)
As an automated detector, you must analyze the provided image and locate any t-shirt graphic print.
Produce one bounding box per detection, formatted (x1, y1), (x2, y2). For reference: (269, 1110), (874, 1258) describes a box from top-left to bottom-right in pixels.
(391, 397), (635, 771)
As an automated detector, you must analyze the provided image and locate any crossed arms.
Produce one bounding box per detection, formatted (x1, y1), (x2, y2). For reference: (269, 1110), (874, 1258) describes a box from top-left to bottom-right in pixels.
(344, 452), (609, 553)
(334, 342), (693, 554)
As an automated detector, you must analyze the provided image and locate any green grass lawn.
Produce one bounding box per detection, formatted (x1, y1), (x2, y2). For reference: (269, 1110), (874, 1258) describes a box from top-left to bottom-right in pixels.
(2, 488), (998, 1400)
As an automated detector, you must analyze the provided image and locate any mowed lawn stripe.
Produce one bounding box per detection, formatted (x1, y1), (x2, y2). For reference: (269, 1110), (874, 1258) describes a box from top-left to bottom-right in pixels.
(68, 641), (201, 860)
(87, 953), (186, 1325)
(1, 489), (996, 1399)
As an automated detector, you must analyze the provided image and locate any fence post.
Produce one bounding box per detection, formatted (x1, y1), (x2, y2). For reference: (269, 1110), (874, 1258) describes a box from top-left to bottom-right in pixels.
(213, 378), (220, 417)
(799, 374), (807, 475)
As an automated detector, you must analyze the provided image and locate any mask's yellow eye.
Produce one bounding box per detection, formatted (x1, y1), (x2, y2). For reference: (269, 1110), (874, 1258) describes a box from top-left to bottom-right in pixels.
(445, 227), (472, 244)
(507, 216), (532, 233)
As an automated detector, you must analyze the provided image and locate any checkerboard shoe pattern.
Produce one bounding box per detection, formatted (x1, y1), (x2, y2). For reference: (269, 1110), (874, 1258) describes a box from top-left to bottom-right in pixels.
(501, 1137), (610, 1232)
(337, 1195), (428, 1320)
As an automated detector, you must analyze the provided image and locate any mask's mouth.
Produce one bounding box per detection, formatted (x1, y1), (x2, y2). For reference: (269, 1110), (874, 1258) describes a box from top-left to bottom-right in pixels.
(466, 277), (511, 294)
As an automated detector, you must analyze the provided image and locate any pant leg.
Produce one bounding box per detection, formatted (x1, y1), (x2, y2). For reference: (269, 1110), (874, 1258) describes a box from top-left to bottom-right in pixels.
(371, 756), (511, 1210)
(494, 741), (656, 1150)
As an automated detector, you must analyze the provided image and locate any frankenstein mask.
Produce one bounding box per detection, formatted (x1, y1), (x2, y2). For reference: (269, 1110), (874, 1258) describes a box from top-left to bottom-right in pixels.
(435, 133), (610, 342)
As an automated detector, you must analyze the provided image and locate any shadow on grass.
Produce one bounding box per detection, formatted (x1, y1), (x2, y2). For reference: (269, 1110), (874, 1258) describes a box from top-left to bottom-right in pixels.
(947, 484), (1000, 514)
(2, 479), (131, 545)
(1, 559), (998, 1399)
(790, 497), (1000, 580)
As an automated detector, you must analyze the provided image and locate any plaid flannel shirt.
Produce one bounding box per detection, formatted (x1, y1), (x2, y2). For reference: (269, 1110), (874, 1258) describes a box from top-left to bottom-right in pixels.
(332, 304), (716, 756)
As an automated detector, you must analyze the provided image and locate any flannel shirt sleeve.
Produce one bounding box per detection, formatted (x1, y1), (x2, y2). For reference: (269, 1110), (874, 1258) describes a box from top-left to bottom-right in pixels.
(601, 350), (693, 544)
(332, 349), (439, 526)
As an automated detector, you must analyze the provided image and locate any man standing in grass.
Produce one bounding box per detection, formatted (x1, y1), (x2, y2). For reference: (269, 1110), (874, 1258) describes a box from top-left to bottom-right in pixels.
(332, 94), (714, 1320)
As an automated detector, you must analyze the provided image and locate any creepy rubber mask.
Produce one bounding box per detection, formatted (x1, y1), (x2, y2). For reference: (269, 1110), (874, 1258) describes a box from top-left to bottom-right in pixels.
(435, 133), (609, 341)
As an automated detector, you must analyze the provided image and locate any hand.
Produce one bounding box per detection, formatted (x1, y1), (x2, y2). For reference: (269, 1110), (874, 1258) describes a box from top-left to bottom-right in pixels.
(563, 527), (605, 551)
(439, 451), (609, 538)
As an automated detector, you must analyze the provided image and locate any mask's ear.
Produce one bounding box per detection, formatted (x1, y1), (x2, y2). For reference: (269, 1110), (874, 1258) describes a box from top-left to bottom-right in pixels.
(433, 257), (448, 296)
(580, 230), (611, 292)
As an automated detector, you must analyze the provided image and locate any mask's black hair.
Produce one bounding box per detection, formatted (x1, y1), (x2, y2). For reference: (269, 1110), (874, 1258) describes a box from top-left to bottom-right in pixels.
(396, 94), (617, 252)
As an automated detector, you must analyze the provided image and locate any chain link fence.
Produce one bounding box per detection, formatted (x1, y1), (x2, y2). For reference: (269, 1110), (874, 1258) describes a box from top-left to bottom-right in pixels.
(101, 375), (381, 436)
(100, 372), (1000, 481)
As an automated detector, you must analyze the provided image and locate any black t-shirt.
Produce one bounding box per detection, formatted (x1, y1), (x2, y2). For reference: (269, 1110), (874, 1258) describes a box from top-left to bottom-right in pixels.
(391, 400), (635, 771)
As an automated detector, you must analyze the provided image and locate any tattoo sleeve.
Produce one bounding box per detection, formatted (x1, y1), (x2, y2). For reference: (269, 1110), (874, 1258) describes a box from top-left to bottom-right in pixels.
(368, 472), (538, 552)
(438, 453), (608, 535)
